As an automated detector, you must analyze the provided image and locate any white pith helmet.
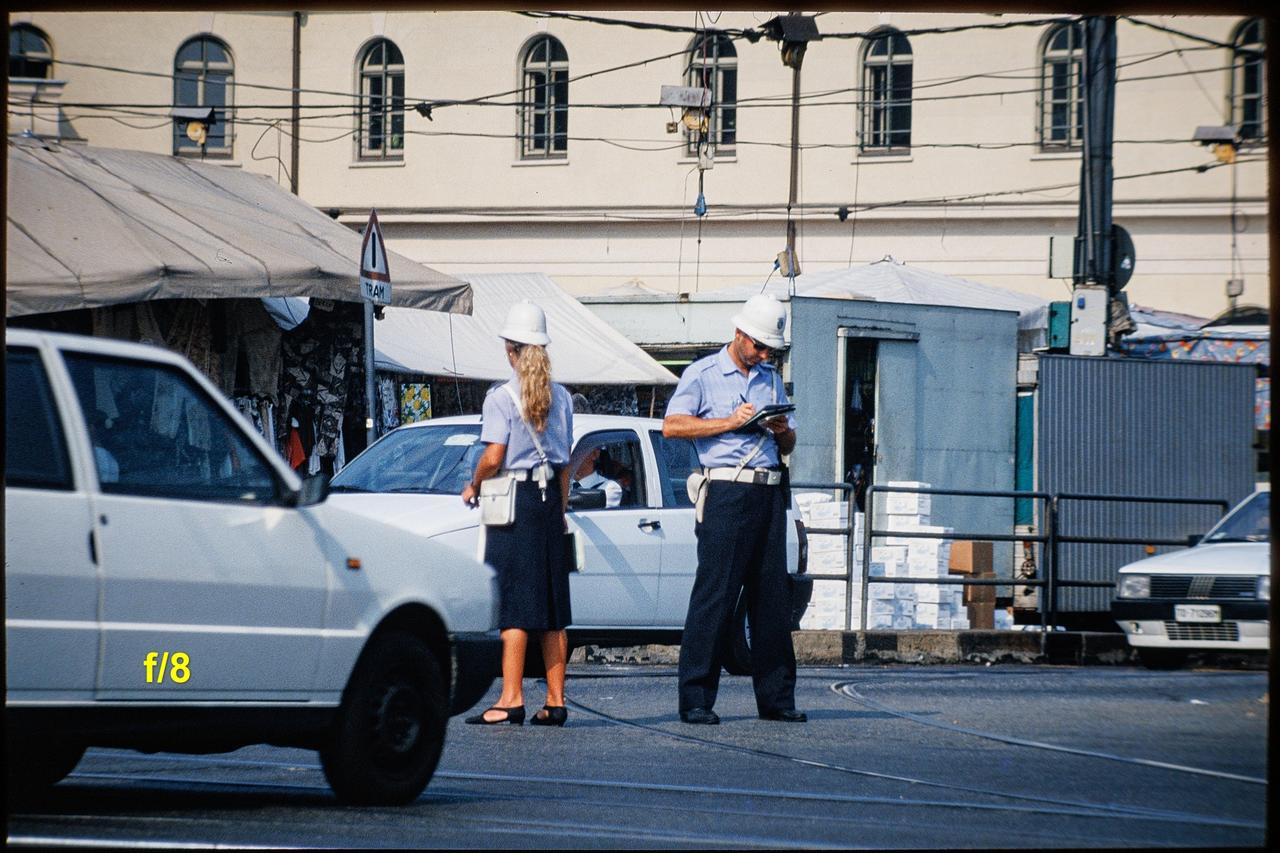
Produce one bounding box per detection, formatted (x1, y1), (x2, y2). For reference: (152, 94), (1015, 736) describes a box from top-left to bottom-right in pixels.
(731, 293), (788, 348)
(499, 299), (550, 346)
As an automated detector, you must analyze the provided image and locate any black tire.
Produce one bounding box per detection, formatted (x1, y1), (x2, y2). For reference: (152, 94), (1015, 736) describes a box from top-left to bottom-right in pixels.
(5, 735), (84, 793)
(1138, 648), (1190, 670)
(723, 593), (753, 676)
(320, 632), (448, 805)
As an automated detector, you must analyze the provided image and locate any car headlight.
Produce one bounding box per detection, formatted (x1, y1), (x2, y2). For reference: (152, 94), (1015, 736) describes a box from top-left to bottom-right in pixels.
(1258, 574), (1270, 601)
(1116, 574), (1150, 599)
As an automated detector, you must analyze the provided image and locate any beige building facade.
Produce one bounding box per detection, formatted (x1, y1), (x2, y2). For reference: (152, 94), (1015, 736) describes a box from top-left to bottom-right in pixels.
(8, 10), (1269, 319)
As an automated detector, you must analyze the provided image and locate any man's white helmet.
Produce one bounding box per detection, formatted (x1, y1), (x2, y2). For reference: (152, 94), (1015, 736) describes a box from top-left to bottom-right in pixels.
(731, 293), (788, 348)
(499, 299), (551, 346)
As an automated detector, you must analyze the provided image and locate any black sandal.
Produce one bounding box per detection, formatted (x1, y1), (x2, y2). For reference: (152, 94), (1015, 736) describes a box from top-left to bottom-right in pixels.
(530, 705), (567, 727)
(465, 705), (525, 726)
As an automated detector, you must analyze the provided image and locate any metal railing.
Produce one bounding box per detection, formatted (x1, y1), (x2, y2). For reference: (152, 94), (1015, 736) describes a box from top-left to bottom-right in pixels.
(791, 480), (1230, 637)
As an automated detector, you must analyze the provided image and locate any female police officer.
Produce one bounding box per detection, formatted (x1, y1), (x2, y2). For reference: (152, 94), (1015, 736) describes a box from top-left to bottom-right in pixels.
(461, 300), (574, 727)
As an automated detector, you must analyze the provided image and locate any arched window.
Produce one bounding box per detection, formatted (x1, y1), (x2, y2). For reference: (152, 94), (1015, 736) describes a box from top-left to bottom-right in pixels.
(519, 35), (568, 159)
(1230, 18), (1265, 143)
(173, 36), (234, 156)
(1039, 21), (1085, 149)
(860, 28), (912, 151)
(685, 33), (736, 156)
(9, 24), (52, 79)
(358, 39), (405, 160)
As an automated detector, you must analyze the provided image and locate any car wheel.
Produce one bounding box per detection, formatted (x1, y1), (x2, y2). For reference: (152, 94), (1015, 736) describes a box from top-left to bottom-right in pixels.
(5, 734), (84, 793)
(1138, 648), (1190, 670)
(724, 593), (753, 676)
(320, 632), (447, 805)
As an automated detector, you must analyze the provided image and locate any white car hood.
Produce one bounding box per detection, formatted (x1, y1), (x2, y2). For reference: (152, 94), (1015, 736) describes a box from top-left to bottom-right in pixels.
(1118, 541), (1270, 575)
(327, 492), (480, 538)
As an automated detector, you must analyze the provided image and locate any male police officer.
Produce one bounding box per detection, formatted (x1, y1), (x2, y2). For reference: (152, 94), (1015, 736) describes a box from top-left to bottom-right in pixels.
(662, 294), (805, 724)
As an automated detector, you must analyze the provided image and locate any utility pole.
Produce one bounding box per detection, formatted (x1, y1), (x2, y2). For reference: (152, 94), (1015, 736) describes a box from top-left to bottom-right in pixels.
(1072, 16), (1135, 354)
(763, 13), (820, 281)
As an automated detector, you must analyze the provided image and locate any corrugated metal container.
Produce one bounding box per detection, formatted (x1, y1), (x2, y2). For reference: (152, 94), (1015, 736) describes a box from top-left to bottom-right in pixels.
(1035, 354), (1256, 612)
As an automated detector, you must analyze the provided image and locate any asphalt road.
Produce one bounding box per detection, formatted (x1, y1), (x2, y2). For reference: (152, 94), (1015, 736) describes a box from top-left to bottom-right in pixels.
(7, 664), (1269, 849)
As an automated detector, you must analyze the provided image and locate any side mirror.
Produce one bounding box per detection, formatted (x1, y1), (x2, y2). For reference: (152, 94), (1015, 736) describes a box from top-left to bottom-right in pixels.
(568, 488), (607, 511)
(297, 472), (331, 507)
(1185, 533), (1202, 547)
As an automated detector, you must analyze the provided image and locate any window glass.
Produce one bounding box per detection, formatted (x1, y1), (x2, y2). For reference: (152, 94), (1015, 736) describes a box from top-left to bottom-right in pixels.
(331, 423), (484, 494)
(1231, 18), (1265, 142)
(173, 36), (234, 156)
(569, 431), (645, 509)
(5, 347), (73, 491)
(62, 353), (279, 503)
(685, 33), (736, 156)
(1039, 22), (1084, 148)
(358, 38), (405, 159)
(860, 29), (911, 151)
(650, 430), (700, 508)
(1204, 491), (1270, 543)
(520, 35), (569, 159)
(9, 24), (52, 79)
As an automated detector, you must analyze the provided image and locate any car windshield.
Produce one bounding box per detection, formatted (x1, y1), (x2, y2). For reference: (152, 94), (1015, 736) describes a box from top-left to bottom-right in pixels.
(331, 424), (483, 495)
(1202, 490), (1270, 544)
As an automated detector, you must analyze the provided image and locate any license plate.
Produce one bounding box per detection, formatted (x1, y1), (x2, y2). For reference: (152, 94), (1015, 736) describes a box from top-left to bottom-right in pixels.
(1174, 604), (1221, 623)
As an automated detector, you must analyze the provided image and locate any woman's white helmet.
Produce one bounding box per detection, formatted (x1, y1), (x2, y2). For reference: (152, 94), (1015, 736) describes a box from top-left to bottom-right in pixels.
(731, 293), (788, 348)
(499, 299), (551, 346)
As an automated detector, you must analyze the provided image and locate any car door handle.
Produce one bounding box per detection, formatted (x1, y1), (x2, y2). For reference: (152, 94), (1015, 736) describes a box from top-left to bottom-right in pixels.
(638, 519), (661, 531)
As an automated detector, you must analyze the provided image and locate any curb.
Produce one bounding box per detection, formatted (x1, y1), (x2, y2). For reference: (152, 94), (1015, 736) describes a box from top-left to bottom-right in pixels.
(574, 630), (1140, 666)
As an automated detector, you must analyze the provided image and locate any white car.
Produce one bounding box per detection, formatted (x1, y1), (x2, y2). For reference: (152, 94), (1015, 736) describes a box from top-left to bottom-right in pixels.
(327, 413), (812, 674)
(1111, 484), (1270, 668)
(5, 330), (499, 804)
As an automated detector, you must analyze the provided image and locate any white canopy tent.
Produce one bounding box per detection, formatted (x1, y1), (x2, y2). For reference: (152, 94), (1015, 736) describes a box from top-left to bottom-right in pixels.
(6, 137), (471, 316)
(709, 256), (1049, 346)
(373, 273), (677, 385)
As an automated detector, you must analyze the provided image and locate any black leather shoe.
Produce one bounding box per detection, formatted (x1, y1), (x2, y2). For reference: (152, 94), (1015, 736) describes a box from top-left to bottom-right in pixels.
(531, 705), (567, 727)
(679, 707), (720, 725)
(759, 708), (807, 722)
(464, 705), (525, 726)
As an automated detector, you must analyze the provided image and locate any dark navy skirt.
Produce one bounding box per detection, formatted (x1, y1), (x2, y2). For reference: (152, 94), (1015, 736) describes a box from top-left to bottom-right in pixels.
(484, 477), (573, 631)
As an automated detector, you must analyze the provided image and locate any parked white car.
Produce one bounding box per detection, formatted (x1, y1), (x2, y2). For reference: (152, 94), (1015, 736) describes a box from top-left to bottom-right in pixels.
(5, 330), (499, 804)
(1111, 484), (1270, 668)
(327, 413), (812, 674)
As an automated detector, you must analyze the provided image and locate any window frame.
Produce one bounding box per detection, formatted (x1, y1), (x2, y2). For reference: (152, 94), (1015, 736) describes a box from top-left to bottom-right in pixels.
(518, 34), (569, 160)
(684, 32), (737, 158)
(859, 27), (913, 154)
(9, 23), (53, 80)
(1229, 18), (1266, 145)
(60, 352), (286, 506)
(569, 429), (647, 511)
(356, 37), (406, 161)
(648, 429), (700, 509)
(172, 35), (235, 158)
(1038, 21), (1086, 151)
(4, 346), (74, 492)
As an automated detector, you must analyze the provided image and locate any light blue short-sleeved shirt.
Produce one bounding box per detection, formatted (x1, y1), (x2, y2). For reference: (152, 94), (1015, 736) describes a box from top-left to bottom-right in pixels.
(480, 376), (573, 469)
(664, 345), (796, 469)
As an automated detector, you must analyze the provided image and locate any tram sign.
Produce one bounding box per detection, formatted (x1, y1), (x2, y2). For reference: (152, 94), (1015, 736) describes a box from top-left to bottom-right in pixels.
(359, 209), (391, 305)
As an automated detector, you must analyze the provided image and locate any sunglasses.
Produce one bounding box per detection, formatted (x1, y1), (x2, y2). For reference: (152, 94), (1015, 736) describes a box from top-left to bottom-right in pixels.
(741, 332), (775, 354)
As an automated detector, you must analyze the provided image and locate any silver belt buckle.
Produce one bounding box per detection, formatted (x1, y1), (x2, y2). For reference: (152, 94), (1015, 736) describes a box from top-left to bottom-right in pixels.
(752, 468), (770, 485)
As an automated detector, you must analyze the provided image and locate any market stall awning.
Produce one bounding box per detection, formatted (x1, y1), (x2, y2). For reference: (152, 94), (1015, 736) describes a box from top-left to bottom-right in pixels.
(6, 136), (471, 317)
(373, 273), (677, 386)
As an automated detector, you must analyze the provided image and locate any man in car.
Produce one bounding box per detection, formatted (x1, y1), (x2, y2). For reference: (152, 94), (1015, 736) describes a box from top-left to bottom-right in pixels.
(571, 446), (623, 508)
(661, 293), (805, 725)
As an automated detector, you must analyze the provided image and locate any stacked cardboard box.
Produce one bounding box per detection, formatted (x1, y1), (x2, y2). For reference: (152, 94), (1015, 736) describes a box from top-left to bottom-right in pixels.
(880, 482), (962, 629)
(794, 492), (864, 630)
(948, 540), (994, 629)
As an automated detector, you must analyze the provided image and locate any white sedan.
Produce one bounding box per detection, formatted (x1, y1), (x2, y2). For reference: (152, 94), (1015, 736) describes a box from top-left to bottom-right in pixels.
(1111, 484), (1270, 668)
(328, 414), (812, 673)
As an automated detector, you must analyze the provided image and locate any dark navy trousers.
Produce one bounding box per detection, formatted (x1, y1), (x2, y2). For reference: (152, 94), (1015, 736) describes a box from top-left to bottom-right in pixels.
(677, 479), (798, 714)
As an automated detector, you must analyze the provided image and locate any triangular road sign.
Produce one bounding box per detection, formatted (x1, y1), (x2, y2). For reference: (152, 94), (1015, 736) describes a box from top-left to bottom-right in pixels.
(359, 209), (392, 304)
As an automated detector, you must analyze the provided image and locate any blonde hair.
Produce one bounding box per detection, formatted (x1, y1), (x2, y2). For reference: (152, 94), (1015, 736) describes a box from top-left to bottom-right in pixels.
(514, 343), (553, 432)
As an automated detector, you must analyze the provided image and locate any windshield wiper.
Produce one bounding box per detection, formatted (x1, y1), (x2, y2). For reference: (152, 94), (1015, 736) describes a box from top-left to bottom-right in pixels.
(328, 484), (370, 493)
(1203, 535), (1256, 543)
